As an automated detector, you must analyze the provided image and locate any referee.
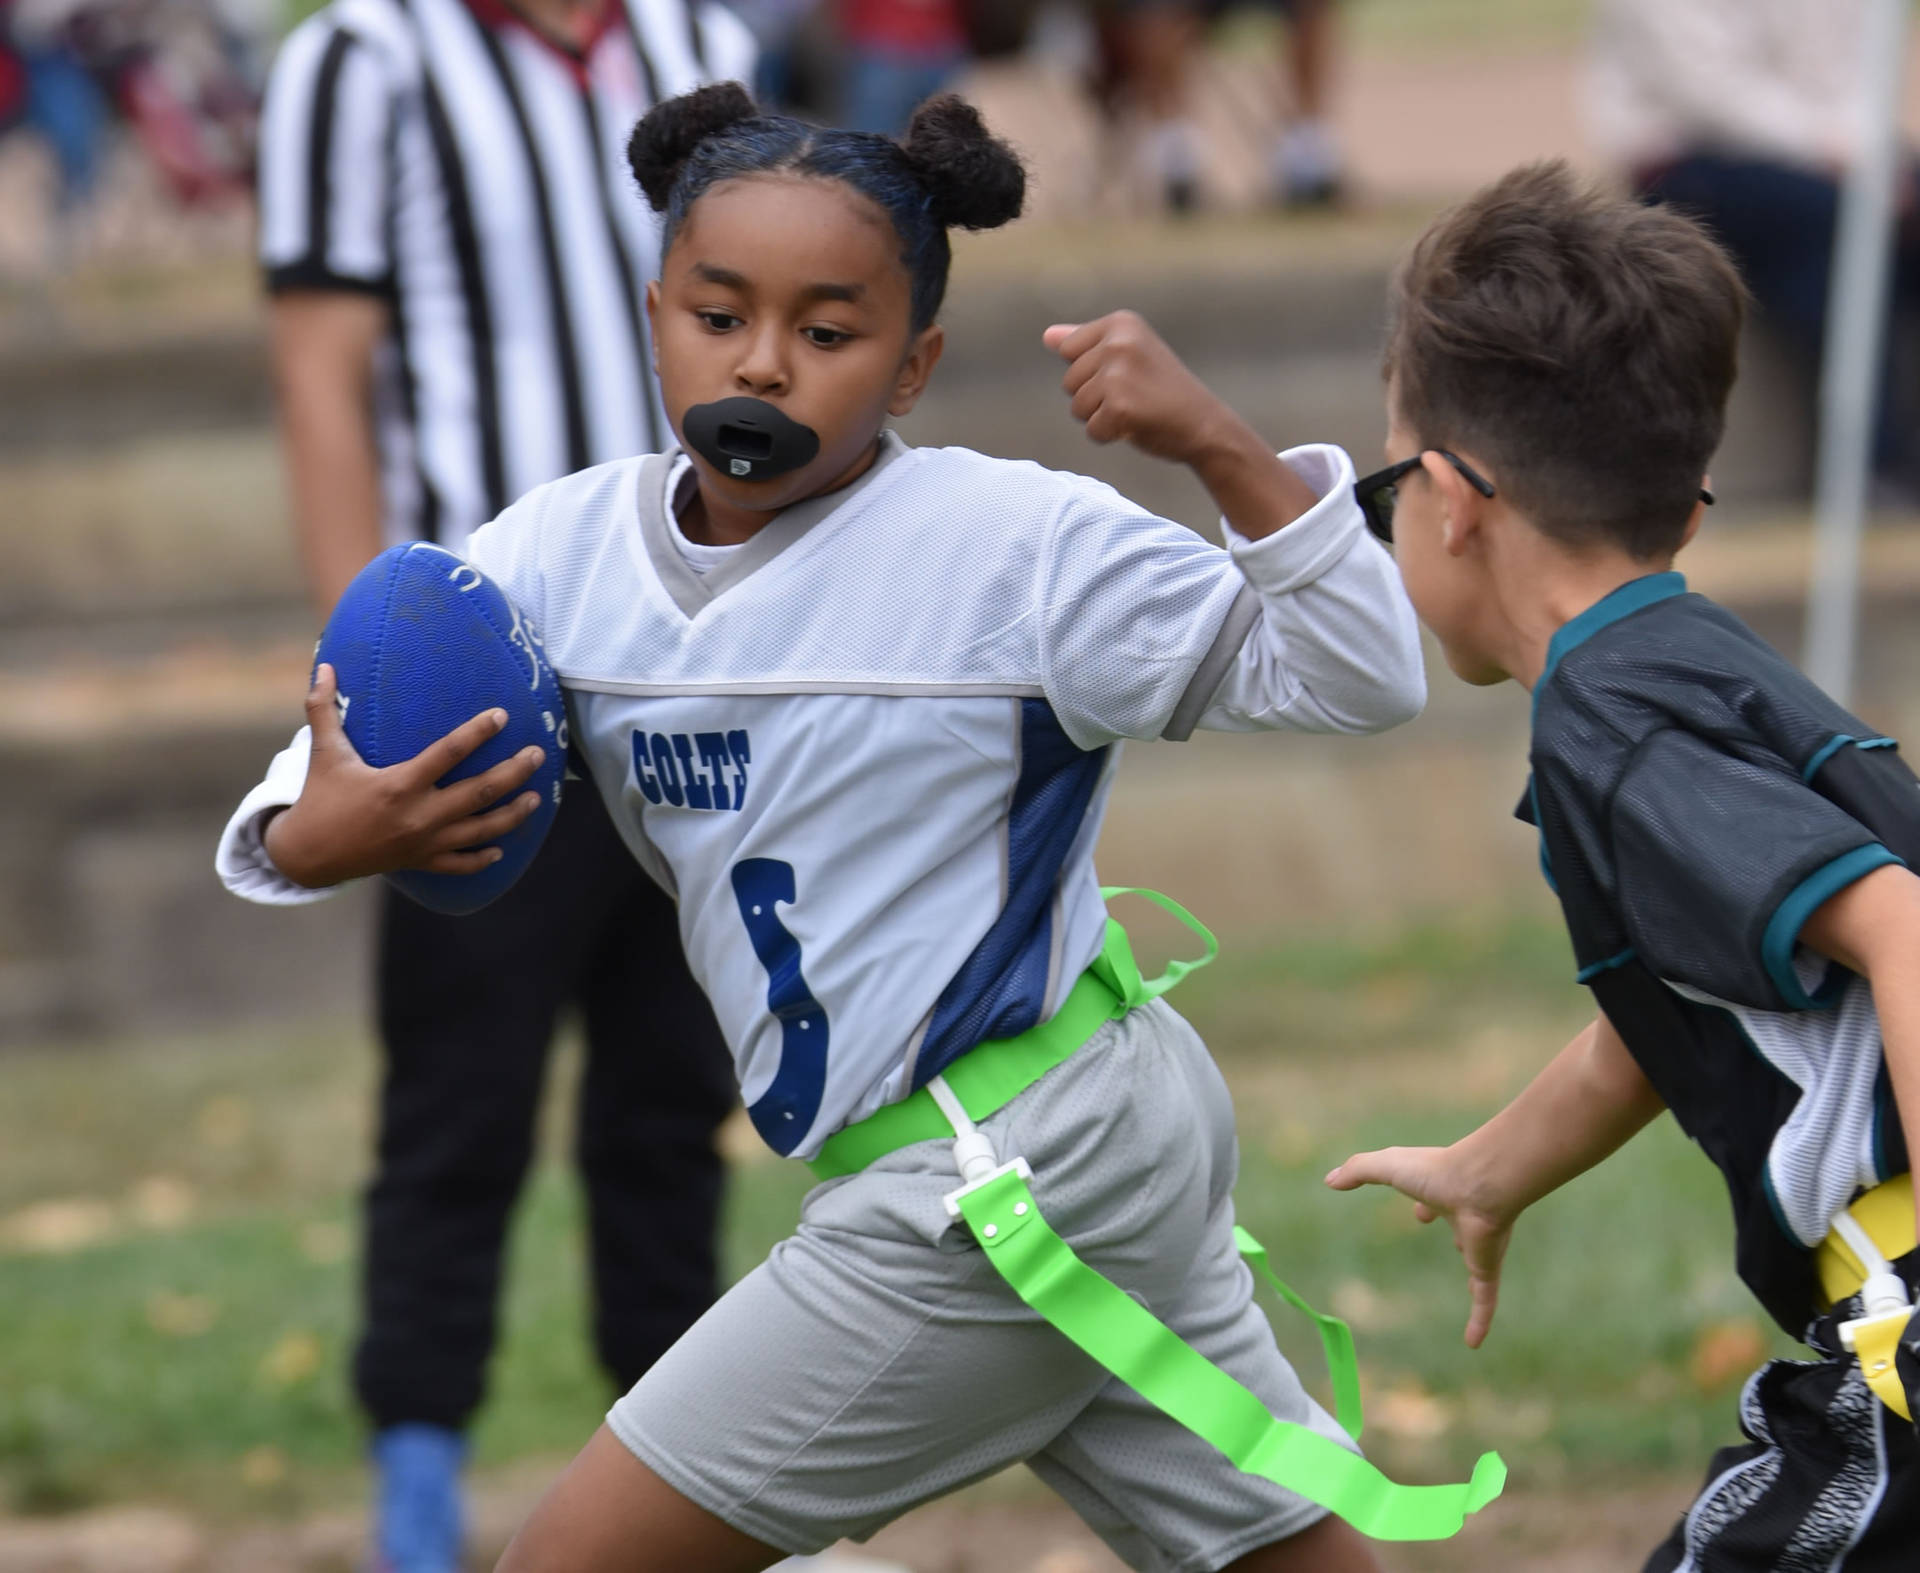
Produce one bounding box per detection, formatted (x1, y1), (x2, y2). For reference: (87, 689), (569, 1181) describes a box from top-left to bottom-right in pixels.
(256, 2), (752, 1569)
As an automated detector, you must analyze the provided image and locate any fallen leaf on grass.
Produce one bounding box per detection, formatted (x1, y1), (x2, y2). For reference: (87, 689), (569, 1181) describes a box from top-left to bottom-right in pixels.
(0, 1197), (117, 1254)
(299, 1220), (350, 1264)
(1369, 1378), (1456, 1441)
(196, 1095), (254, 1150)
(1358, 974), (1421, 1028)
(1367, 1199), (1425, 1238)
(1329, 1278), (1416, 1333)
(1463, 1386), (1553, 1440)
(1262, 1121), (1316, 1167)
(240, 1446), (288, 1488)
(0, 1507), (204, 1572)
(1689, 1318), (1767, 1393)
(259, 1330), (323, 1388)
(129, 1175), (195, 1230)
(146, 1290), (219, 1338)
(1633, 1363), (1680, 1403)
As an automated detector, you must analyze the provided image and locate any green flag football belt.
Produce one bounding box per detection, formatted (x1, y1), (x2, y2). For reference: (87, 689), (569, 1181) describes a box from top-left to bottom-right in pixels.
(808, 889), (1506, 1543)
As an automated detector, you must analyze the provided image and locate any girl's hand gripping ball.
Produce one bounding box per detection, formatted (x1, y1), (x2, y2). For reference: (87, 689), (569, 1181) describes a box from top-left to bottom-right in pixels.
(264, 544), (564, 913)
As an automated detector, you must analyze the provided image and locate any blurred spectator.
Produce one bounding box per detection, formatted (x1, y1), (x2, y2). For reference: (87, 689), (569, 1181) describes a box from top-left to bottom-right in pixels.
(1094, 0), (1343, 214)
(726, 0), (817, 108)
(0, 37), (19, 132)
(1262, 0), (1339, 207)
(837, 0), (967, 132)
(2, 0), (111, 229)
(1092, 0), (1198, 209)
(1, 0), (262, 268)
(1588, 0), (1920, 496)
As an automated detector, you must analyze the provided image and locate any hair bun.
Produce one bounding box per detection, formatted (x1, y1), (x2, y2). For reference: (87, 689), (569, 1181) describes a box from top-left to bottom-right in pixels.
(901, 95), (1026, 231)
(627, 82), (758, 210)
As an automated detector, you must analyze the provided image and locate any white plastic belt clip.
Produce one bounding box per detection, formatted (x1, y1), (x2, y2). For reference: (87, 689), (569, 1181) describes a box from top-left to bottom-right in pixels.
(1831, 1207), (1913, 1361)
(927, 1074), (1033, 1224)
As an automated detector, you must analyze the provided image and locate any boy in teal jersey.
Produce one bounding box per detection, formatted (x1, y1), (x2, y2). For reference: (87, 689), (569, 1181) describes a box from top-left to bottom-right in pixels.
(1329, 161), (1920, 1569)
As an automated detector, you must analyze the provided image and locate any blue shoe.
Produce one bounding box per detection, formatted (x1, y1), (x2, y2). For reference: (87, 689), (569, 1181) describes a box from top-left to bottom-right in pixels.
(371, 1424), (466, 1573)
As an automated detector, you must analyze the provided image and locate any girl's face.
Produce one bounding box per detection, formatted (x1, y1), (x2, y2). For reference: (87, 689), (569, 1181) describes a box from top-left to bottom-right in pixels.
(647, 174), (943, 519)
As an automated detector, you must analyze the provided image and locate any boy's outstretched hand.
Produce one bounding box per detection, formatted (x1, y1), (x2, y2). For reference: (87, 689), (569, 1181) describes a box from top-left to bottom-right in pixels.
(263, 662), (546, 889)
(1327, 1017), (1663, 1354)
(1325, 1147), (1517, 1349)
(1043, 312), (1317, 539)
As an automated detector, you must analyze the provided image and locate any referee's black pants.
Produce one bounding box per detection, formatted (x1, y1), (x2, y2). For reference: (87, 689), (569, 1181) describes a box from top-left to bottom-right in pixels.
(353, 786), (735, 1432)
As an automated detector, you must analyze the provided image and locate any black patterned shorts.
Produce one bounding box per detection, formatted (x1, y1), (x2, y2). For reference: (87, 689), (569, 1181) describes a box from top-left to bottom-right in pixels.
(1645, 1303), (1919, 1572)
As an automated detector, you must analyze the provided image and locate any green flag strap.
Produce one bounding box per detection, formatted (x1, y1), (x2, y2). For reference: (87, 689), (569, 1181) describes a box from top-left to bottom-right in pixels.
(1092, 885), (1220, 1006)
(812, 893), (1217, 1182)
(951, 1165), (1506, 1543)
(1234, 1226), (1365, 1442)
(818, 886), (1505, 1540)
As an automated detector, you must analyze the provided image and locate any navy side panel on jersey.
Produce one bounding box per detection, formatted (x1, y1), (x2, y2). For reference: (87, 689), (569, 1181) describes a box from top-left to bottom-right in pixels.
(913, 702), (1109, 1088)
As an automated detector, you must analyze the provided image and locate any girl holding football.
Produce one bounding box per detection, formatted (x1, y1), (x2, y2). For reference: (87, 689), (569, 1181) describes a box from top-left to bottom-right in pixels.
(221, 84), (1427, 1573)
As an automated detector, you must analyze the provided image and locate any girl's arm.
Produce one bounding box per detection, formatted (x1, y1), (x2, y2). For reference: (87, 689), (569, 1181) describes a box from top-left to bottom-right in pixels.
(1043, 312), (1318, 540)
(217, 488), (554, 904)
(1327, 1013), (1665, 1346)
(1041, 311), (1425, 741)
(216, 664), (546, 903)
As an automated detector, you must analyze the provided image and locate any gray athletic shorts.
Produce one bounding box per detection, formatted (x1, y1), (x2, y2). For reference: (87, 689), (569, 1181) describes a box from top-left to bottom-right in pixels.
(607, 999), (1352, 1573)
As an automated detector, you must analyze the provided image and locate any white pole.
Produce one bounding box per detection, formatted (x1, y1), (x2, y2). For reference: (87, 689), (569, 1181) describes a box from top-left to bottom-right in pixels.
(1804, 0), (1910, 704)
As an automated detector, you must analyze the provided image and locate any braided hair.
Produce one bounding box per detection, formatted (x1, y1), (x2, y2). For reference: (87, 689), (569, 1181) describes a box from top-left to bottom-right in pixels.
(628, 83), (1026, 332)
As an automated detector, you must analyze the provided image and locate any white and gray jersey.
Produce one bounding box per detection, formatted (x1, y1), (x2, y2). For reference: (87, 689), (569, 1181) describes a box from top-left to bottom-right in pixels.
(256, 0), (754, 551)
(218, 437), (1425, 1159)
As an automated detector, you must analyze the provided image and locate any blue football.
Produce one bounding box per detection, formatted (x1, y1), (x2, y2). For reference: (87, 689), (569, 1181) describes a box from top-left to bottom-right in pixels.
(315, 543), (567, 915)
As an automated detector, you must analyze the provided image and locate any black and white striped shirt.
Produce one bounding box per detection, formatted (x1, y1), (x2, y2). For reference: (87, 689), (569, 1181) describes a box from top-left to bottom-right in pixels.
(258, 0), (755, 550)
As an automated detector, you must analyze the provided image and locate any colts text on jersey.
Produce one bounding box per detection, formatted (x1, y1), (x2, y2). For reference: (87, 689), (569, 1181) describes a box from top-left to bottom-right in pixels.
(631, 728), (751, 811)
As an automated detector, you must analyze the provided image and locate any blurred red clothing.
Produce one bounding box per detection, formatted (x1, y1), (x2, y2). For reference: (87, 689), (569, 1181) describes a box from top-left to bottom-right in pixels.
(0, 50), (22, 126)
(840, 0), (965, 59)
(0, 0), (26, 125)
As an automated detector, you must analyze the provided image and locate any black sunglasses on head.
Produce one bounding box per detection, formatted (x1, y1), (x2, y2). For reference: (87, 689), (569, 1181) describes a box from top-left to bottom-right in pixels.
(1352, 452), (1716, 544)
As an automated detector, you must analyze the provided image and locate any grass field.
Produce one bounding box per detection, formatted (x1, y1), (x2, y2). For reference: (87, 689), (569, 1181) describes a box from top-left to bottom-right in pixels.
(0, 909), (1792, 1534)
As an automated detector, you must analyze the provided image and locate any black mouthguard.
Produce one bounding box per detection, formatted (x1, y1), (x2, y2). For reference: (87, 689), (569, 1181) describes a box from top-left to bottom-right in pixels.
(681, 397), (821, 481)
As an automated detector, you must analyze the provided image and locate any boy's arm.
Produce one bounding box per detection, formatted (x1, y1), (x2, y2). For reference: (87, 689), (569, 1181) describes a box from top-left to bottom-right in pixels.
(1800, 864), (1920, 1426)
(1327, 1013), (1665, 1347)
(1799, 863), (1920, 1243)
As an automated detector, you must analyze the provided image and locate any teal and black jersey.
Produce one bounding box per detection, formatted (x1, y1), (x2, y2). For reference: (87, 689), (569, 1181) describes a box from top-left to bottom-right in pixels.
(1522, 572), (1919, 1335)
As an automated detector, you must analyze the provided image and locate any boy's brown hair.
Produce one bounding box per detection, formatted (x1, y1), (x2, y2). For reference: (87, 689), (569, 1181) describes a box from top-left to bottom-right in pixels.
(1385, 161), (1746, 560)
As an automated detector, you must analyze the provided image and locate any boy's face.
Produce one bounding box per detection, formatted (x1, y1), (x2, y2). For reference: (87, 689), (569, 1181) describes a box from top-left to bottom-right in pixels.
(648, 174), (943, 515)
(1384, 391), (1509, 686)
